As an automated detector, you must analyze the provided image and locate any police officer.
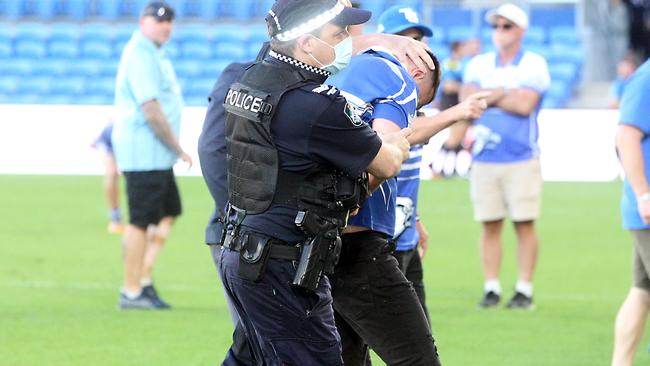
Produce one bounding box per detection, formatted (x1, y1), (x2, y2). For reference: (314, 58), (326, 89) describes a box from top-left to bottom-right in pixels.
(218, 1), (411, 364)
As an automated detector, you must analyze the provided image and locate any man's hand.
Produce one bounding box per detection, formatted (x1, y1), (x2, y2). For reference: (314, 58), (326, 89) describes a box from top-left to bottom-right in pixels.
(453, 91), (491, 121)
(180, 151), (193, 169)
(380, 127), (412, 162)
(416, 220), (429, 258)
(639, 200), (650, 224)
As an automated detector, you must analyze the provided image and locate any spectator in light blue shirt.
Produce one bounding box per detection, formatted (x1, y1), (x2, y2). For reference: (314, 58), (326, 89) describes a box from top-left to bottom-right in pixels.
(111, 1), (192, 310)
(609, 53), (640, 109)
(612, 59), (650, 366)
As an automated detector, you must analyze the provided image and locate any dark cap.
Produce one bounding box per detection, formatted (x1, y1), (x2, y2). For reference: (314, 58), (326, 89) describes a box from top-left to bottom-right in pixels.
(141, 1), (175, 21)
(266, 0), (371, 42)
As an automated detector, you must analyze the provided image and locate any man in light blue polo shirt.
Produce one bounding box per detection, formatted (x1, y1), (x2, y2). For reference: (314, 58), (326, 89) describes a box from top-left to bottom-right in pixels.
(612, 59), (650, 366)
(112, 1), (192, 310)
(461, 3), (550, 309)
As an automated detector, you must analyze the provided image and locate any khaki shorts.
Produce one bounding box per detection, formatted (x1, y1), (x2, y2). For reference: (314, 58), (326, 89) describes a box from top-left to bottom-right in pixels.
(632, 230), (650, 291)
(470, 158), (542, 222)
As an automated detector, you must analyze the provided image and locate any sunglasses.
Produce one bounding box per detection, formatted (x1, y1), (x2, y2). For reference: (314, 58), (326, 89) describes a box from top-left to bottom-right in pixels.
(492, 23), (514, 30)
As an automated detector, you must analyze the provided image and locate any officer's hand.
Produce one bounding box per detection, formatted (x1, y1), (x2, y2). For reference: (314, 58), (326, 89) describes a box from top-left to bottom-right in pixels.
(455, 91), (491, 121)
(381, 128), (412, 162)
(639, 200), (650, 224)
(180, 151), (193, 169)
(384, 35), (435, 72)
(416, 220), (429, 259)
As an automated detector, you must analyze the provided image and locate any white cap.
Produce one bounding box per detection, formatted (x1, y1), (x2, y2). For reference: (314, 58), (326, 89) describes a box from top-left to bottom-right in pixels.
(485, 3), (529, 29)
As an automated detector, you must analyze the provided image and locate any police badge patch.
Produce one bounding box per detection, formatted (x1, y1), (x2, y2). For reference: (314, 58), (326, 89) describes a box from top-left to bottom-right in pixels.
(344, 102), (364, 127)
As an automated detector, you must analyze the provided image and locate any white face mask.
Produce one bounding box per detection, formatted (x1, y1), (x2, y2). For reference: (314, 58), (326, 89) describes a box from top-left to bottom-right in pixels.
(309, 35), (353, 75)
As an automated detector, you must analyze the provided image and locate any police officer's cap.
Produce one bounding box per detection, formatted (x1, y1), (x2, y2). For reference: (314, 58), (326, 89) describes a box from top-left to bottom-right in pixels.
(141, 1), (175, 21)
(266, 0), (371, 42)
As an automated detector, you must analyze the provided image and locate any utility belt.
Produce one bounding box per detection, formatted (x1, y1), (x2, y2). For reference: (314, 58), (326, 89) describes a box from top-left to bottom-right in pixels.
(223, 231), (300, 283)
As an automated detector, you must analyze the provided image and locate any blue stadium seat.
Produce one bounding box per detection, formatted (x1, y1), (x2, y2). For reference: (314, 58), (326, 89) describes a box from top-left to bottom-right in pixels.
(50, 76), (86, 96)
(10, 94), (42, 104)
(162, 41), (179, 59)
(89, 0), (120, 19)
(14, 23), (49, 42)
(525, 44), (552, 60)
(113, 39), (129, 58)
(67, 59), (103, 77)
(81, 40), (113, 59)
(174, 60), (202, 78)
(81, 23), (113, 43)
(65, 0), (88, 20)
(85, 77), (115, 95)
(174, 26), (211, 44)
(213, 24), (249, 43)
(48, 40), (79, 58)
(524, 26), (546, 45)
(180, 41), (212, 60)
(0, 24), (13, 42)
(432, 7), (472, 28)
(98, 60), (119, 77)
(530, 6), (575, 28)
(549, 62), (579, 83)
(15, 40), (47, 58)
(0, 59), (33, 76)
(184, 78), (214, 97)
(549, 26), (579, 45)
(16, 76), (52, 95)
(220, 0), (255, 20)
(21, 0), (58, 19)
(0, 76), (19, 94)
(31, 59), (69, 76)
(200, 60), (232, 78)
(446, 26), (475, 42)
(175, 0), (220, 20)
(49, 23), (80, 43)
(549, 44), (584, 65)
(114, 25), (136, 43)
(0, 0), (22, 18)
(0, 40), (11, 58)
(214, 42), (248, 61)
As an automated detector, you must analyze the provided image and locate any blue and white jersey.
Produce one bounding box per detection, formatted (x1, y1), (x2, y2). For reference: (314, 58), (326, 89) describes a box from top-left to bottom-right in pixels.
(463, 49), (550, 163)
(619, 60), (650, 230)
(329, 48), (419, 237)
(394, 144), (423, 251)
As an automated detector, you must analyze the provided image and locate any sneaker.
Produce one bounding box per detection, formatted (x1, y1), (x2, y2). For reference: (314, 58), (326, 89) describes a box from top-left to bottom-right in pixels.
(142, 284), (171, 309)
(478, 291), (501, 308)
(119, 292), (161, 310)
(506, 292), (535, 310)
(107, 222), (124, 235)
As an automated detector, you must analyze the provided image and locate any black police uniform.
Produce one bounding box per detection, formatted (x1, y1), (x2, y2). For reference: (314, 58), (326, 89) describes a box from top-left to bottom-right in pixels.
(218, 50), (382, 365)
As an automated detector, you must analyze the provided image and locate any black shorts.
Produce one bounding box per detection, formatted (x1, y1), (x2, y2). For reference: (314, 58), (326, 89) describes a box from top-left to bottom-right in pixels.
(124, 169), (182, 228)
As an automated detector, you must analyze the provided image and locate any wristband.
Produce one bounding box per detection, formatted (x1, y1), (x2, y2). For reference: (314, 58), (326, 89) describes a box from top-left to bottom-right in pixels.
(638, 193), (650, 202)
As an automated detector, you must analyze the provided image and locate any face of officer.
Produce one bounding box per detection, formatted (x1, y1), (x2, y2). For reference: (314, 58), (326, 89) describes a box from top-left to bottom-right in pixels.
(140, 16), (173, 47)
(298, 23), (350, 69)
(491, 16), (524, 51)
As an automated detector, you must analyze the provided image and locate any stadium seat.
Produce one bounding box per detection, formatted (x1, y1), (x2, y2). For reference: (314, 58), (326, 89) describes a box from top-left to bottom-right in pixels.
(0, 40), (11, 58)
(0, 76), (19, 94)
(214, 42), (248, 61)
(0, 0), (22, 18)
(525, 44), (552, 60)
(10, 94), (42, 104)
(549, 62), (579, 83)
(89, 0), (120, 19)
(85, 77), (115, 95)
(220, 0), (255, 20)
(174, 26), (211, 44)
(174, 60), (202, 78)
(549, 26), (580, 45)
(200, 60), (232, 78)
(180, 41), (212, 60)
(66, 0), (88, 20)
(0, 24), (13, 42)
(81, 40), (114, 59)
(530, 6), (575, 28)
(15, 40), (47, 58)
(14, 23), (49, 42)
(30, 59), (69, 76)
(66, 59), (103, 77)
(49, 76), (86, 96)
(162, 41), (179, 59)
(0, 58), (33, 76)
(213, 24), (249, 44)
(432, 7), (472, 28)
(48, 40), (79, 58)
(98, 60), (119, 77)
(16, 76), (52, 95)
(49, 23), (80, 43)
(176, 0), (220, 20)
(81, 23), (113, 43)
(184, 78), (214, 97)
(114, 25), (136, 43)
(446, 26), (475, 42)
(549, 44), (584, 65)
(21, 0), (58, 19)
(113, 39), (129, 58)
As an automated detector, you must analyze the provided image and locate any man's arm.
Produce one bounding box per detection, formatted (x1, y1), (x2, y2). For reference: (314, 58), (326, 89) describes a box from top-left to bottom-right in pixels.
(141, 100), (192, 166)
(617, 124), (650, 224)
(408, 91), (490, 145)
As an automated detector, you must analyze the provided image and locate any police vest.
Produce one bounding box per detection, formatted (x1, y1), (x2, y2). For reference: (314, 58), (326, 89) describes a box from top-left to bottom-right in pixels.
(223, 59), (366, 224)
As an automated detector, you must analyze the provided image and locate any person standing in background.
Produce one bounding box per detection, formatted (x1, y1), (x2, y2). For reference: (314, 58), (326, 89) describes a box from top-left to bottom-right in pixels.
(92, 120), (123, 234)
(112, 1), (192, 310)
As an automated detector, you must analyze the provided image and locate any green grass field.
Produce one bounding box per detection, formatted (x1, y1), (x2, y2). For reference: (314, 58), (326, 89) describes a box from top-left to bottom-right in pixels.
(1, 175), (648, 365)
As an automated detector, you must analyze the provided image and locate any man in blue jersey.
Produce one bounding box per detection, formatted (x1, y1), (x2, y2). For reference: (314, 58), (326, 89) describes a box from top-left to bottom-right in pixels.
(460, 3), (550, 309)
(328, 47), (441, 365)
(611, 59), (650, 366)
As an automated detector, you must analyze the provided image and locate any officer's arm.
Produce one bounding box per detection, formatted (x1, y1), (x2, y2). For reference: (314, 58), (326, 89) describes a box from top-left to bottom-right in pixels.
(366, 118), (410, 188)
(141, 100), (190, 162)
